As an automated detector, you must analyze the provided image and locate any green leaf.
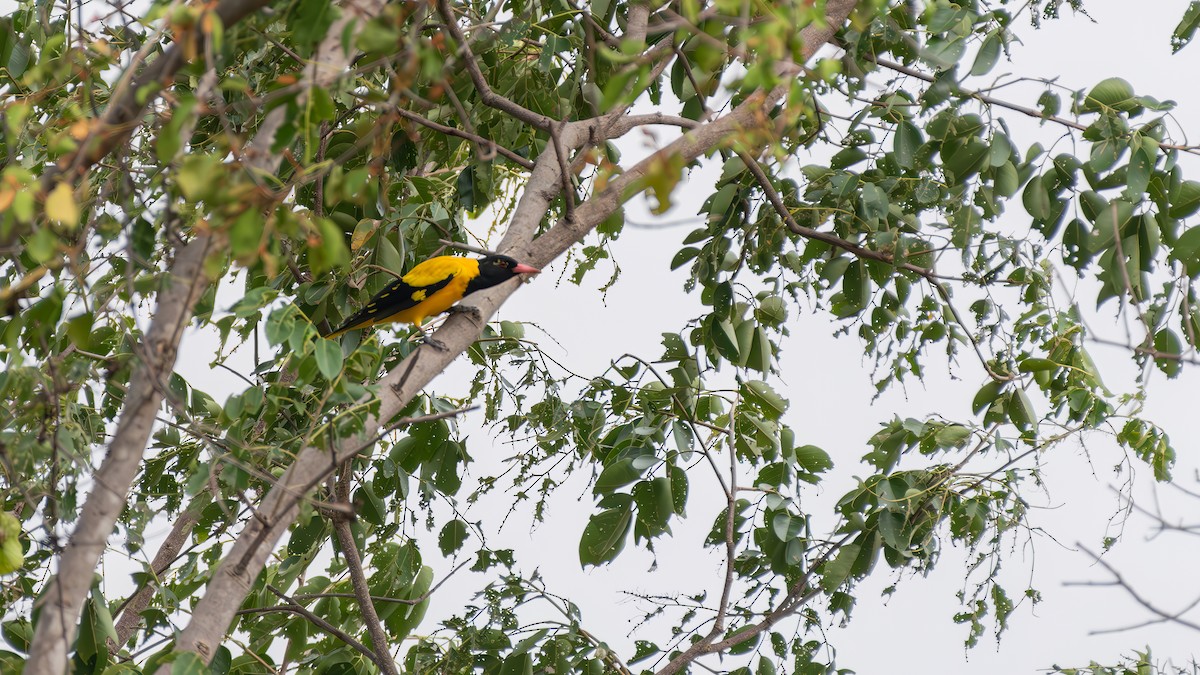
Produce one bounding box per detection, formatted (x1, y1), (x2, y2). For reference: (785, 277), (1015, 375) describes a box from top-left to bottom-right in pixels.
(170, 652), (208, 675)
(1037, 90), (1061, 117)
(1169, 180), (1200, 219)
(1153, 329), (1182, 378)
(2, 619), (31, 652)
(498, 653), (533, 675)
(969, 32), (1002, 77)
(594, 458), (642, 494)
(662, 332), (689, 361)
(741, 380), (787, 420)
(972, 380), (1003, 415)
(579, 502), (633, 566)
(794, 444), (833, 474)
(287, 513), (326, 557)
(156, 98), (197, 162)
(76, 591), (117, 664)
(725, 625), (762, 655)
(438, 519), (470, 555)
(893, 121), (922, 169)
(25, 227), (58, 264)
(1124, 141), (1156, 200)
(712, 281), (733, 320)
(633, 477), (674, 539)
(314, 338), (343, 380)
(66, 312), (94, 350)
(820, 542), (861, 592)
(1008, 389), (1036, 431)
(1082, 77), (1136, 113)
(177, 154), (221, 202)
(630, 640), (660, 665)
(230, 209), (264, 260)
(45, 182), (79, 227)
(835, 260), (870, 317)
(669, 464), (688, 515)
(456, 165), (478, 211)
(709, 317), (740, 361)
(671, 247), (700, 270)
(1171, 225), (1200, 276)
(293, 0), (337, 51)
(944, 138), (989, 182)
(310, 216), (350, 274)
(1018, 358), (1056, 372)
(934, 424), (971, 449)
(1171, 1), (1200, 53)
(1021, 175), (1051, 220)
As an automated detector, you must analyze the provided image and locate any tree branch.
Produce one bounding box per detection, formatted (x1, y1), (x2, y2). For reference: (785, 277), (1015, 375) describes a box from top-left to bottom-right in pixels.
(331, 469), (399, 675)
(258, 585), (382, 663)
(1071, 543), (1200, 634)
(26, 234), (216, 675)
(435, 0), (551, 129)
(394, 107), (535, 169)
(866, 53), (1200, 155)
(42, 0), (274, 191)
(109, 504), (202, 649)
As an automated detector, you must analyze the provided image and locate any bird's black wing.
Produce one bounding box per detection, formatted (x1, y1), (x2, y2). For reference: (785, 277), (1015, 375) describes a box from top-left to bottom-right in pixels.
(326, 274), (455, 337)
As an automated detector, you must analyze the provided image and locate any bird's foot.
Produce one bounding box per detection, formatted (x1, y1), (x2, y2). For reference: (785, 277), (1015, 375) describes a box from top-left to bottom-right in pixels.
(420, 334), (449, 352)
(409, 325), (449, 352)
(446, 304), (483, 324)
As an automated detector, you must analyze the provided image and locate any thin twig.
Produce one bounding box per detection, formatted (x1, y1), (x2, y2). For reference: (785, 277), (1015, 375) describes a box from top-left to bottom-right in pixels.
(395, 107), (534, 169)
(437, 239), (500, 257)
(251, 586), (383, 665)
(292, 559), (471, 606)
(1070, 543), (1200, 634)
(331, 468), (399, 675)
(435, 0), (550, 129)
(866, 53), (1200, 155)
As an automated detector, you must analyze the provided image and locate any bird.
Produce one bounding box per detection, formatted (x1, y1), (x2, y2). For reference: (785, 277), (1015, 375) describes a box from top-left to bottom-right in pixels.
(323, 254), (540, 348)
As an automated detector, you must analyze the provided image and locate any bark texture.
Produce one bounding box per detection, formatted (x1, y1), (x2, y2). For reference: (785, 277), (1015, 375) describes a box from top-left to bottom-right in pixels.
(26, 235), (214, 675)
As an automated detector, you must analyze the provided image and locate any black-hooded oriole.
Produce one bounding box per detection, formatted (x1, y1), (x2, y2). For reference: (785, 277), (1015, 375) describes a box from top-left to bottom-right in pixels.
(324, 254), (540, 340)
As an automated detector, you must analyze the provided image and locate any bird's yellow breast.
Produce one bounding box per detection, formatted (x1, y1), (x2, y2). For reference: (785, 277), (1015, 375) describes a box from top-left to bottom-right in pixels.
(388, 269), (472, 325)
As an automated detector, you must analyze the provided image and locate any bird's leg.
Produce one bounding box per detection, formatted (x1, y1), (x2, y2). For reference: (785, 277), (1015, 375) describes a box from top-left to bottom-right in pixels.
(446, 304), (483, 325)
(413, 324), (449, 352)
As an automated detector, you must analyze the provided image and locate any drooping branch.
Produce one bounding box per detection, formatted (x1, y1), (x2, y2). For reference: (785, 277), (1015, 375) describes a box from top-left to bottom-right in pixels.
(1067, 543), (1200, 634)
(43, 0), (275, 191)
(26, 234), (216, 675)
(864, 52), (1200, 155)
(110, 504), (202, 648)
(330, 469), (399, 675)
(434, 0), (551, 129)
(394, 107), (536, 169)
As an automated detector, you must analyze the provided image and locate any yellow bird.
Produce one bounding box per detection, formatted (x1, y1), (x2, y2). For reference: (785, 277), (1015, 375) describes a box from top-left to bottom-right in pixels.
(324, 254), (540, 345)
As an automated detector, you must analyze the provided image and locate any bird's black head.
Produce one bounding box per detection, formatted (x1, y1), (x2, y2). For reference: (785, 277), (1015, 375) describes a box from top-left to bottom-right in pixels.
(465, 255), (541, 295)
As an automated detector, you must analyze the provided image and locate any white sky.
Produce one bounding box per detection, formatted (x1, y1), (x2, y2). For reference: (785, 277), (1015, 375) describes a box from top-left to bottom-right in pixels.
(156, 1), (1200, 673)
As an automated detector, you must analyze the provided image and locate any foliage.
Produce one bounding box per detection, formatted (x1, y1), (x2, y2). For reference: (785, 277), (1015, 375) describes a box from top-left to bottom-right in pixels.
(1, 0), (1199, 673)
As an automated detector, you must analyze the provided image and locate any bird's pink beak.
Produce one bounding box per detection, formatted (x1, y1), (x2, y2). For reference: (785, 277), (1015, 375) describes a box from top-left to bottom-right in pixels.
(513, 263), (540, 275)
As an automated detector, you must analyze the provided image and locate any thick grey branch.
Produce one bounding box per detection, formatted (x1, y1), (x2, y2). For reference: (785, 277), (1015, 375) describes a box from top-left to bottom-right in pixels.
(110, 504), (202, 648)
(26, 234), (215, 675)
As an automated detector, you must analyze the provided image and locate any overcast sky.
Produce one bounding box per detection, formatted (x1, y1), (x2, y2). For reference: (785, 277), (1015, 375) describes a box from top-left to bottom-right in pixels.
(157, 1), (1200, 672)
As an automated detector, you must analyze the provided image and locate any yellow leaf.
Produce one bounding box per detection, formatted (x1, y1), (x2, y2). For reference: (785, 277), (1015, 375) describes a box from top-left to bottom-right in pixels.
(45, 182), (79, 226)
(68, 119), (93, 140)
(0, 186), (14, 213)
(350, 218), (380, 250)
